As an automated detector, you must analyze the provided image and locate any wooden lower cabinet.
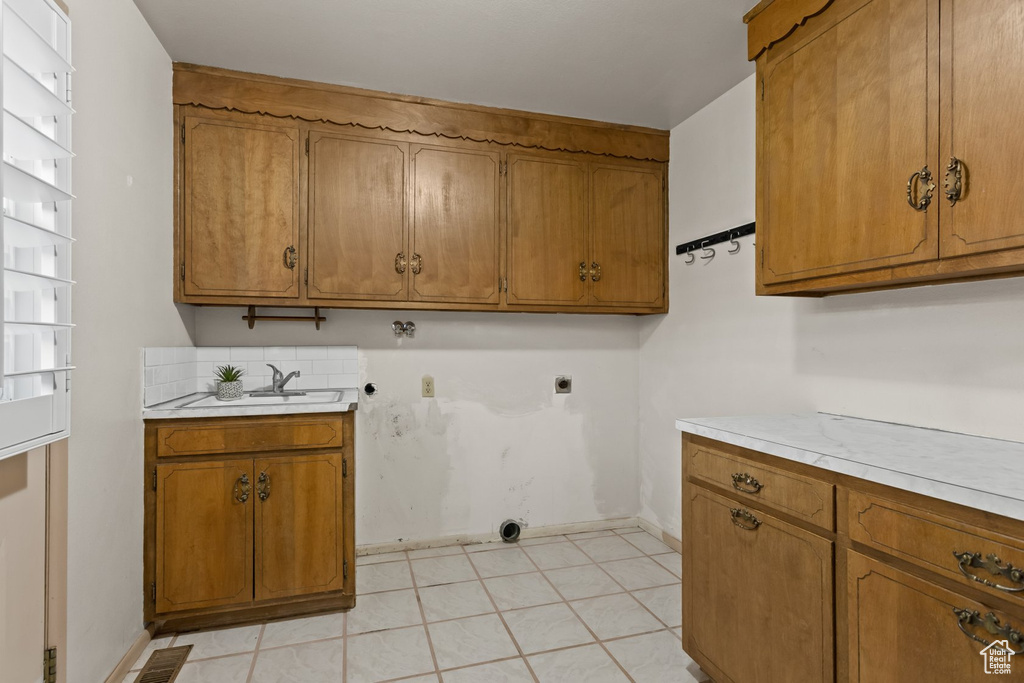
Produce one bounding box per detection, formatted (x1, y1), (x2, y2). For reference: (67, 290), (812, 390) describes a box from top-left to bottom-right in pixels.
(848, 551), (1021, 682)
(145, 413), (355, 632)
(682, 434), (1024, 683)
(685, 486), (834, 683)
(155, 460), (254, 614)
(254, 453), (347, 600)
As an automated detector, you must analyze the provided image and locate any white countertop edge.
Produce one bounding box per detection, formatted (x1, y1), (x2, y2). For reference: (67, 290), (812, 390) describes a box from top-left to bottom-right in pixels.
(675, 417), (1024, 523)
(144, 391), (358, 420)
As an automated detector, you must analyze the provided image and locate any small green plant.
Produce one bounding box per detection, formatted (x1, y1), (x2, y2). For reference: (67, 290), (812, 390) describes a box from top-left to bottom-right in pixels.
(214, 365), (245, 383)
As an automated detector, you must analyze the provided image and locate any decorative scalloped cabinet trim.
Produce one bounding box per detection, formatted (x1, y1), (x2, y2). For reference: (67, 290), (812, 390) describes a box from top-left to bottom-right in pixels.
(172, 63), (670, 162)
(744, 0), (835, 61)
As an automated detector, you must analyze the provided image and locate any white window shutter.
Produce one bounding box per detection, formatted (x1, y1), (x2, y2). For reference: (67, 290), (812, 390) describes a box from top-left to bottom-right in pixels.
(0, 0), (72, 460)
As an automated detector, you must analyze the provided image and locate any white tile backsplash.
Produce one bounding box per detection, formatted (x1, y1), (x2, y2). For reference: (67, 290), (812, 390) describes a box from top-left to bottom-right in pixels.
(142, 346), (359, 407)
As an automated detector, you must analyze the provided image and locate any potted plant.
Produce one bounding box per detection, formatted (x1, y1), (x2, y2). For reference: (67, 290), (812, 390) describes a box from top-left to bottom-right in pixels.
(214, 365), (246, 401)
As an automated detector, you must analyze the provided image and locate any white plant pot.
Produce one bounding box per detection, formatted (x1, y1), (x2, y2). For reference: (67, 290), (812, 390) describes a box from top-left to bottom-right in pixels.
(217, 380), (244, 401)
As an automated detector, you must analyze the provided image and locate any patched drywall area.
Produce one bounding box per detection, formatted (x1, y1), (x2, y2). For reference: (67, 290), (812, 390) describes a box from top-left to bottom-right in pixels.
(67, 1), (195, 680)
(638, 75), (1024, 540)
(195, 308), (641, 545)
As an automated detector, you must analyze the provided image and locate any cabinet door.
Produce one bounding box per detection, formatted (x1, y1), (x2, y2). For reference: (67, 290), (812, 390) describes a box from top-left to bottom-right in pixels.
(308, 132), (409, 300)
(507, 154), (588, 306)
(759, 0), (938, 284)
(939, 0), (1024, 257)
(589, 163), (665, 308)
(410, 145), (501, 304)
(848, 551), (1020, 682)
(684, 486), (833, 683)
(155, 460), (253, 613)
(183, 116), (301, 298)
(254, 453), (346, 601)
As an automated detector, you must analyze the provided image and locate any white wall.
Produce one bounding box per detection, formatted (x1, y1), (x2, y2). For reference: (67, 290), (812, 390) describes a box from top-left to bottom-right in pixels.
(68, 1), (194, 681)
(195, 308), (640, 546)
(637, 75), (1024, 539)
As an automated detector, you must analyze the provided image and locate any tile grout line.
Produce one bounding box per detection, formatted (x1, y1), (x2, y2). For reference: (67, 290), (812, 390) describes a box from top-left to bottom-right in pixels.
(460, 543), (542, 683)
(406, 550), (443, 679)
(243, 624), (266, 683)
(566, 535), (680, 630)
(342, 602), (349, 683)
(518, 540), (638, 683)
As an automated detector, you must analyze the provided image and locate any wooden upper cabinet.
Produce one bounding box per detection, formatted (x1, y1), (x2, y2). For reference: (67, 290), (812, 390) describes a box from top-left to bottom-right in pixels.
(589, 163), (666, 308)
(254, 453), (346, 601)
(409, 145), (501, 304)
(759, 0), (938, 285)
(182, 115), (301, 298)
(308, 132), (409, 300)
(507, 153), (588, 306)
(939, 0), (1024, 257)
(173, 67), (669, 312)
(155, 460), (253, 613)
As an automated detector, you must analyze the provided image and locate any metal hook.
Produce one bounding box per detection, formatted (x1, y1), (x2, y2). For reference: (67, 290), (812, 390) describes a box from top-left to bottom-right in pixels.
(700, 243), (715, 263)
(728, 235), (741, 254)
(684, 251), (695, 265)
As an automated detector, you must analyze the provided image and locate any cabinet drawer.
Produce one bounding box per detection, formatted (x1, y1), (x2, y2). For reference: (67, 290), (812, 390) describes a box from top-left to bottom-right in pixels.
(686, 443), (834, 530)
(848, 550), (1022, 681)
(155, 418), (343, 457)
(849, 490), (1024, 607)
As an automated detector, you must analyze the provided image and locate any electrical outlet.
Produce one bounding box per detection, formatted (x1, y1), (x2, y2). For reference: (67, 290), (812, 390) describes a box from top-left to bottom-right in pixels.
(422, 375), (435, 398)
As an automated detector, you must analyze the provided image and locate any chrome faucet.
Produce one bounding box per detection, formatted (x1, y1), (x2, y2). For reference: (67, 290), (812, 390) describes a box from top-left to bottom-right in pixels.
(266, 364), (301, 393)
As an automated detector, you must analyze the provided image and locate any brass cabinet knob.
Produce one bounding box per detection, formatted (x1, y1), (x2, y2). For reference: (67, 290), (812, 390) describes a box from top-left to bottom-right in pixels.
(283, 245), (297, 269)
(590, 262), (602, 282)
(945, 157), (965, 206)
(257, 471), (271, 501)
(953, 550), (1024, 593)
(953, 607), (1024, 655)
(579, 261), (587, 282)
(233, 473), (250, 503)
(906, 165), (935, 212)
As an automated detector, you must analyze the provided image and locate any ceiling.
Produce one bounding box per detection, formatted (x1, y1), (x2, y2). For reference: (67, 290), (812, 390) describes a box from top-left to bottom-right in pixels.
(134, 0), (755, 130)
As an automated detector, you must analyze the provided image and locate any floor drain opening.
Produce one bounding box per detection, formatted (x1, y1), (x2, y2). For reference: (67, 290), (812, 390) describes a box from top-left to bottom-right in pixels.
(500, 519), (522, 543)
(133, 644), (193, 683)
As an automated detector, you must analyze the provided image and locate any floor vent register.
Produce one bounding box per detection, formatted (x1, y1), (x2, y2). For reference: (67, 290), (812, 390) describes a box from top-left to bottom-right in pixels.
(132, 645), (193, 683)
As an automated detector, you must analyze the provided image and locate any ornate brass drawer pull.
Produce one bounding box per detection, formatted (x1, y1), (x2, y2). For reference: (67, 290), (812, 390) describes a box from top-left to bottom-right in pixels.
(233, 473), (250, 503)
(953, 607), (1024, 655)
(954, 551), (1024, 593)
(944, 157), (964, 206)
(395, 252), (407, 274)
(730, 507), (761, 531)
(731, 472), (763, 494)
(590, 262), (602, 282)
(257, 471), (271, 501)
(906, 165), (935, 211)
(283, 245), (297, 269)
(579, 261), (587, 282)
(410, 253), (423, 275)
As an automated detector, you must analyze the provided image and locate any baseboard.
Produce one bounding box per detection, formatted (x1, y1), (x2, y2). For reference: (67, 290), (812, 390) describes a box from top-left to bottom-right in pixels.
(104, 625), (153, 683)
(356, 516), (640, 556)
(638, 516), (682, 553)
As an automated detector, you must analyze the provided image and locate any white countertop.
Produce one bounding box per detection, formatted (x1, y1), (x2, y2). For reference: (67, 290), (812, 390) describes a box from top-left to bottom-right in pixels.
(144, 389), (359, 419)
(676, 413), (1024, 522)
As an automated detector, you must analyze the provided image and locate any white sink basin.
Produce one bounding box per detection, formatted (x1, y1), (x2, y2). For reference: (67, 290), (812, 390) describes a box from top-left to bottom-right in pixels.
(179, 390), (345, 408)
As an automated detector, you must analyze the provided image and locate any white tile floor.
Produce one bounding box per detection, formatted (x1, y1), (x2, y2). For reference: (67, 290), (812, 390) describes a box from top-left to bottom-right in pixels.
(125, 527), (709, 683)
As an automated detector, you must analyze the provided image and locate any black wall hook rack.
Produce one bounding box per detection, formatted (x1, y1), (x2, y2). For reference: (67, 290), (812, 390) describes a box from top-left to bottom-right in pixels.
(675, 222), (755, 255)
